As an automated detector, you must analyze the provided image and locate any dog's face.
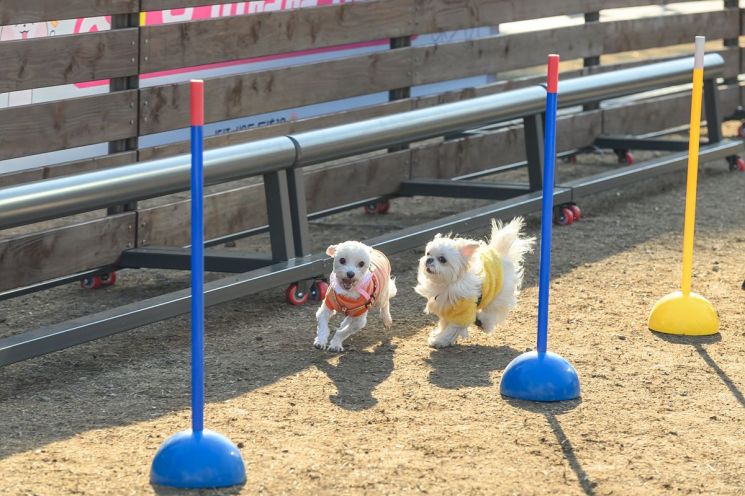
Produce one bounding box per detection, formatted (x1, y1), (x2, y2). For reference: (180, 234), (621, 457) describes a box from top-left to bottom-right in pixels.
(327, 241), (372, 291)
(419, 235), (479, 285)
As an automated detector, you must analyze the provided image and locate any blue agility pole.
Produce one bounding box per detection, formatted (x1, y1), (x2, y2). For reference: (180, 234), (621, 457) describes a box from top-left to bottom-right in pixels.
(500, 55), (580, 402)
(150, 80), (247, 488)
(191, 83), (206, 434)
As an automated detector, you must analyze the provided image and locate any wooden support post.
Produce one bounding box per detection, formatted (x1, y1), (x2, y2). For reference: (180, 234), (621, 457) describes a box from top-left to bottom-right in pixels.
(108, 9), (140, 215)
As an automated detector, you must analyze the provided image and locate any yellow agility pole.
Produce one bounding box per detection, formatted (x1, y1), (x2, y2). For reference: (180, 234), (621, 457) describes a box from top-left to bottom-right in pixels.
(648, 36), (719, 335)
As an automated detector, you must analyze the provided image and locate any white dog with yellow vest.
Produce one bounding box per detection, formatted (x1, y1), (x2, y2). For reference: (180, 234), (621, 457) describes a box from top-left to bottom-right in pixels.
(415, 218), (534, 348)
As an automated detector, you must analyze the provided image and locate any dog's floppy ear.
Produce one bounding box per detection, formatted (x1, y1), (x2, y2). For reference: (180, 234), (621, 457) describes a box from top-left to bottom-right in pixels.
(460, 242), (479, 259)
(326, 244), (337, 257)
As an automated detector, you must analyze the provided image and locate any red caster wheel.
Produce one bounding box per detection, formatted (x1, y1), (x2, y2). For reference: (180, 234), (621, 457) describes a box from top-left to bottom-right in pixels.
(364, 199), (391, 215)
(364, 201), (379, 215)
(616, 150), (633, 165)
(562, 155), (577, 164)
(568, 204), (581, 221)
(727, 156), (744, 172)
(310, 280), (329, 301)
(80, 275), (103, 290)
(99, 271), (117, 286)
(554, 207), (575, 226)
(286, 283), (310, 306)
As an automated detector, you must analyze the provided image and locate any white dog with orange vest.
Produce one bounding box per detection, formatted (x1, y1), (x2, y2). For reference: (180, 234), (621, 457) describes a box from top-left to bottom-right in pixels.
(314, 241), (397, 352)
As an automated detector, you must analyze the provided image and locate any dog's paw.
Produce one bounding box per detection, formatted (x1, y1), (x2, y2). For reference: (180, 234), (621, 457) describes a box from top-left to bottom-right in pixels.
(313, 337), (328, 350)
(383, 315), (393, 329)
(428, 335), (454, 349)
(327, 341), (345, 353)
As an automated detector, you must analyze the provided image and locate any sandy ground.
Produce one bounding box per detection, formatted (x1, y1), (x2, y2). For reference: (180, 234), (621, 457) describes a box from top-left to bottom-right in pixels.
(1, 131), (745, 495)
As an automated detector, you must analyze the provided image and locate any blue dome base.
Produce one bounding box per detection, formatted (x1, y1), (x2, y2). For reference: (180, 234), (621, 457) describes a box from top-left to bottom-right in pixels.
(150, 428), (246, 489)
(499, 351), (580, 402)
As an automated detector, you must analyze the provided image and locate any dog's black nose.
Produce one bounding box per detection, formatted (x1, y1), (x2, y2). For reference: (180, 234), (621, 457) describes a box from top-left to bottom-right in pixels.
(346, 271), (355, 279)
(426, 257), (434, 265)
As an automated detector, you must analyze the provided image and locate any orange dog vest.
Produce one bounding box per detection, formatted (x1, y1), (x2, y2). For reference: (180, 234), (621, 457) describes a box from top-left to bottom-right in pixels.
(324, 250), (391, 317)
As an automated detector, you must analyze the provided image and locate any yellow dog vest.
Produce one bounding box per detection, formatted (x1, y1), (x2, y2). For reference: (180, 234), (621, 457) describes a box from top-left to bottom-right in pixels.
(437, 247), (503, 327)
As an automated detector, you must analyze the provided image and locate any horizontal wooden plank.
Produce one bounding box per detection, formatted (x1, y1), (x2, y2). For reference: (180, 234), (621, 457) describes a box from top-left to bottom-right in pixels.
(139, 49), (412, 134)
(601, 85), (739, 136)
(0, 29), (139, 92)
(0, 151), (137, 188)
(411, 110), (601, 178)
(0, 213), (135, 291)
(417, 12), (738, 85)
(602, 10), (738, 55)
(304, 149), (410, 213)
(0, 91), (137, 160)
(411, 128), (524, 180)
(140, 0), (415, 73)
(138, 183), (267, 247)
(0, 0), (137, 24)
(412, 23), (602, 85)
(415, 0), (699, 37)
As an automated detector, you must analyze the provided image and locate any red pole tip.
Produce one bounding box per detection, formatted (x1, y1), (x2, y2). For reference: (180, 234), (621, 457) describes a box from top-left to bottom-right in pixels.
(190, 79), (204, 126)
(547, 54), (560, 93)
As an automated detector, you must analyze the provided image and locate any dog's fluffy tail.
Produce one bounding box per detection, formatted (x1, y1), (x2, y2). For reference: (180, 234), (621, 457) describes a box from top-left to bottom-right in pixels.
(388, 277), (398, 299)
(488, 217), (535, 281)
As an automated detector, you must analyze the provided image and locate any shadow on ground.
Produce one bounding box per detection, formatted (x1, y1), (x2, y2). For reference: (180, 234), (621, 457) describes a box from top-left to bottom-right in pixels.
(504, 398), (596, 495)
(653, 332), (744, 408)
(315, 340), (396, 411)
(426, 344), (520, 389)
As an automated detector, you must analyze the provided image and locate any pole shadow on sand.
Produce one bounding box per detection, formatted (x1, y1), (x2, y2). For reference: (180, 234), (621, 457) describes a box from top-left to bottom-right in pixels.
(652, 332), (744, 408)
(427, 343), (594, 495)
(505, 398), (596, 496)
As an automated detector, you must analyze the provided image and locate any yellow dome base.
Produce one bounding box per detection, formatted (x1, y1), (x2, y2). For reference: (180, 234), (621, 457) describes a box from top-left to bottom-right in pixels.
(648, 291), (719, 336)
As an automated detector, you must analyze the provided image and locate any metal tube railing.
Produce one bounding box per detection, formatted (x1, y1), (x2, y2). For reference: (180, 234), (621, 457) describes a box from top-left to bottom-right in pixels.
(293, 86), (547, 165)
(0, 54), (724, 230)
(558, 53), (724, 107)
(0, 137), (297, 230)
(292, 54), (724, 166)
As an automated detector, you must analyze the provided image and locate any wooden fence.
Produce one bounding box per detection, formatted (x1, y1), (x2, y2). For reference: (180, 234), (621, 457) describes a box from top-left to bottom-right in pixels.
(0, 0), (742, 292)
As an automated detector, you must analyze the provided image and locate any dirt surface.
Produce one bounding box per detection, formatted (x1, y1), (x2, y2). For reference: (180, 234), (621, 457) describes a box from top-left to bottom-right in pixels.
(1, 131), (745, 495)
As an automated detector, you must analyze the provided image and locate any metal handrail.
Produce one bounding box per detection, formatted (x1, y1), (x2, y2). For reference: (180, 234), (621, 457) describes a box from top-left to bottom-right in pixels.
(0, 54), (724, 230)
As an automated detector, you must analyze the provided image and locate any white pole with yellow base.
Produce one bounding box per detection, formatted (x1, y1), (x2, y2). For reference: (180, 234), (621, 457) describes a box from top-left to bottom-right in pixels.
(648, 36), (720, 336)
